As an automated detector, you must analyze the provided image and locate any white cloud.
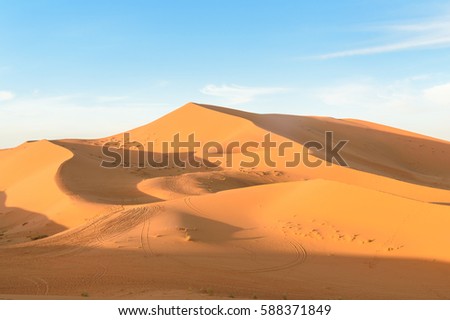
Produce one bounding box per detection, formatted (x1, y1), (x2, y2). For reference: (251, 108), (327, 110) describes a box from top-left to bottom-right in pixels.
(312, 78), (450, 140)
(0, 91), (15, 101)
(315, 78), (450, 112)
(200, 84), (289, 104)
(423, 82), (450, 106)
(315, 80), (417, 111)
(316, 17), (450, 59)
(318, 36), (450, 59)
(388, 20), (450, 32)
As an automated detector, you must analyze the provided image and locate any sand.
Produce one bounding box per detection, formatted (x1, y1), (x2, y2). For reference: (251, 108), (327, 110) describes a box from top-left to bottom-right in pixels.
(0, 102), (449, 299)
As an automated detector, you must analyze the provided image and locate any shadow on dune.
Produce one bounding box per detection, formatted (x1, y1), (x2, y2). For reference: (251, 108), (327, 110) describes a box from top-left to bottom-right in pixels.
(16, 204), (250, 248)
(0, 243), (449, 299)
(158, 211), (262, 243)
(431, 202), (450, 206)
(0, 191), (66, 244)
(197, 104), (450, 190)
(52, 141), (221, 205)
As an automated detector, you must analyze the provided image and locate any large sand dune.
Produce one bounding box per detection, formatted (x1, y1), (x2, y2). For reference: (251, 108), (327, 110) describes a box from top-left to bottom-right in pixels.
(0, 103), (449, 299)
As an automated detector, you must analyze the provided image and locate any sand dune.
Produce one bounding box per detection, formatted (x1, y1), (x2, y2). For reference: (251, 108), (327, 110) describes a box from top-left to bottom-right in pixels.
(197, 103), (450, 189)
(0, 140), (104, 243)
(0, 102), (449, 299)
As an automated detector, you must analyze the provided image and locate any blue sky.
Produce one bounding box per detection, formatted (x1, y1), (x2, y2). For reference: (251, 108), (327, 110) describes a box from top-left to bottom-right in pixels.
(1, 0), (450, 148)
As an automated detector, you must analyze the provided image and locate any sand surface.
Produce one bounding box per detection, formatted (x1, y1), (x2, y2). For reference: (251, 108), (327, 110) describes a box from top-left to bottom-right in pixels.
(1, 103), (449, 299)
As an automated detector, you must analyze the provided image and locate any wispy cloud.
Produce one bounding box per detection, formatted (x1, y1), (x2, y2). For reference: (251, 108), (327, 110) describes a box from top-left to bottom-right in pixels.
(311, 77), (450, 140)
(423, 82), (450, 106)
(200, 84), (289, 104)
(0, 91), (15, 101)
(316, 17), (450, 59)
(315, 77), (450, 111)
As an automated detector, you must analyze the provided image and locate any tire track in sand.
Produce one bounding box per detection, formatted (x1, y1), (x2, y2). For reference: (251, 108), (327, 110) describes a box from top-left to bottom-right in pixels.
(140, 214), (153, 257)
(138, 205), (163, 257)
(184, 196), (207, 218)
(22, 276), (49, 296)
(236, 237), (307, 274)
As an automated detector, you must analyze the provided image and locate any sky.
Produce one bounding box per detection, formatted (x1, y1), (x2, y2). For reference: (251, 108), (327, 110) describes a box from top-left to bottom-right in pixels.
(1, 0), (450, 148)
